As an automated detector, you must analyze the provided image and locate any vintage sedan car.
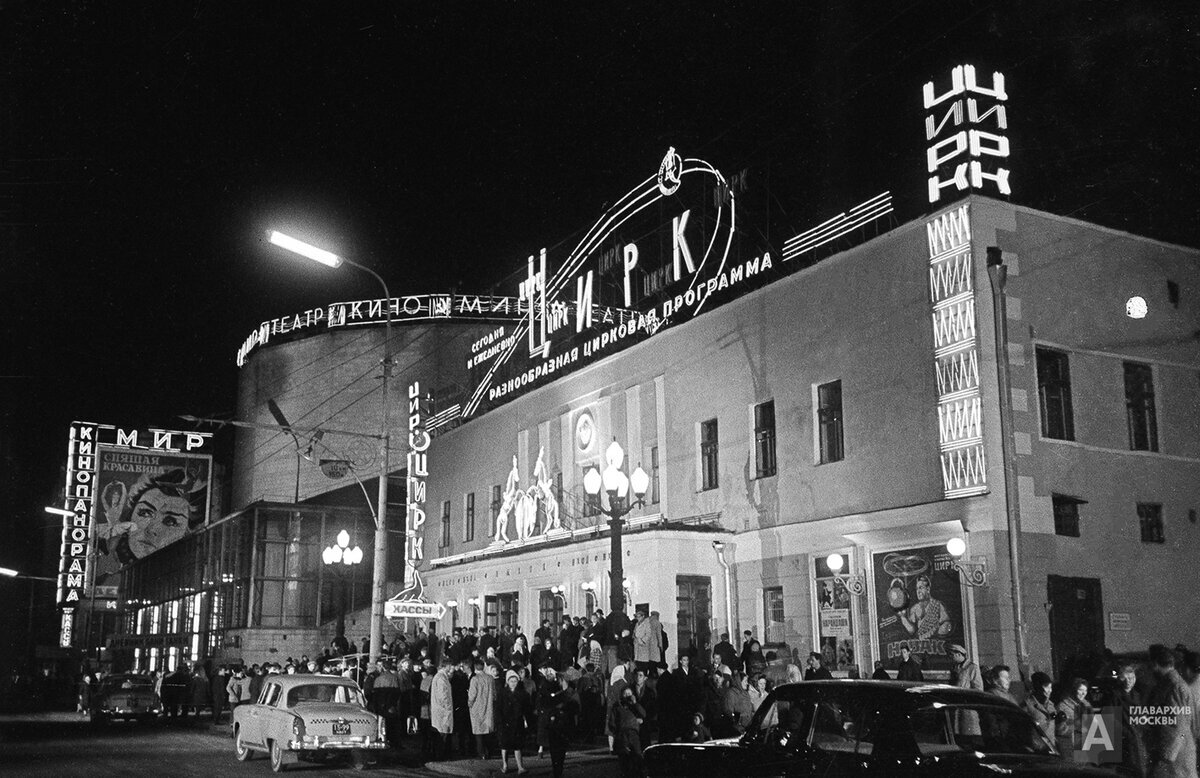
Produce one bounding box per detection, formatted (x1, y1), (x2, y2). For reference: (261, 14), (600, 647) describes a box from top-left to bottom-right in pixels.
(90, 673), (163, 725)
(644, 680), (1115, 777)
(231, 674), (387, 772)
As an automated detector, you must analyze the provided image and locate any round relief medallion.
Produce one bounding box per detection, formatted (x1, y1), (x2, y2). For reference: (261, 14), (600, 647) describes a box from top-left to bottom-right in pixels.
(575, 411), (595, 451)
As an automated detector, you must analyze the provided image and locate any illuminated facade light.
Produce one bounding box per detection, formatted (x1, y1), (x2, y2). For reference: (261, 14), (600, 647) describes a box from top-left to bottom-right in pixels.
(1125, 296), (1148, 319)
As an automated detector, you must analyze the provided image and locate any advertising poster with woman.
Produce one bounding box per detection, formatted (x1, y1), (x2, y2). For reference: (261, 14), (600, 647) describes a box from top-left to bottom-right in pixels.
(873, 545), (965, 675)
(813, 555), (855, 672)
(92, 447), (212, 578)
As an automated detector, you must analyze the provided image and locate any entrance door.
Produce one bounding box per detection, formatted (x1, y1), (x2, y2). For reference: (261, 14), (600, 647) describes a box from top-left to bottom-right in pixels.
(1047, 575), (1104, 680)
(676, 575), (713, 665)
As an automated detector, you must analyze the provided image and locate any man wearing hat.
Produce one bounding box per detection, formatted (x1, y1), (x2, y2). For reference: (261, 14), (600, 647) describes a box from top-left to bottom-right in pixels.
(948, 643), (982, 735)
(948, 644), (982, 690)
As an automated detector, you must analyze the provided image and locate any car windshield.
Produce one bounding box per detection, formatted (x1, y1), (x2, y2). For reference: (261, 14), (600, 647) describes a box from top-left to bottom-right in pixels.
(102, 676), (154, 692)
(910, 704), (1054, 757)
(286, 683), (366, 708)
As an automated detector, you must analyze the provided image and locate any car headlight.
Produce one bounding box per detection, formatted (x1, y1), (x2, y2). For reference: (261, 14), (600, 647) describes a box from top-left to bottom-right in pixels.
(378, 716), (386, 741)
(292, 717), (305, 738)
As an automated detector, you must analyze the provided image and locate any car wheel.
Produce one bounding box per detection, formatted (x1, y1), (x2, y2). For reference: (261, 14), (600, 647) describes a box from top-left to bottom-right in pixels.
(269, 740), (287, 773)
(234, 727), (253, 761)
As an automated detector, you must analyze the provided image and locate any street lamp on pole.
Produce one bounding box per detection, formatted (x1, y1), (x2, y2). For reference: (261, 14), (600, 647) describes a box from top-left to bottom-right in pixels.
(269, 230), (394, 666)
(322, 530), (364, 644)
(582, 440), (650, 616)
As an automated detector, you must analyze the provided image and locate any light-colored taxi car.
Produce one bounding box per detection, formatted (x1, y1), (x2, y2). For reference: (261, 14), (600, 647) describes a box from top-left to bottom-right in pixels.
(231, 674), (386, 772)
(90, 673), (164, 725)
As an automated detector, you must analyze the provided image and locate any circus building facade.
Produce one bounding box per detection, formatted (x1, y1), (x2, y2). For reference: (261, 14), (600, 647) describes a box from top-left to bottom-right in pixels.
(105, 65), (1200, 677)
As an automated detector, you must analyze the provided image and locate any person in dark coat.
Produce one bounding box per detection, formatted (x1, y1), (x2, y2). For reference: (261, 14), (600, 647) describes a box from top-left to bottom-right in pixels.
(632, 667), (658, 745)
(533, 637), (562, 676)
(609, 685), (647, 778)
(189, 665), (212, 718)
(742, 640), (768, 677)
(713, 633), (738, 673)
(654, 667), (680, 743)
(871, 661), (892, 680)
(162, 665), (191, 717)
(210, 666), (228, 724)
(537, 672), (578, 778)
(704, 671), (734, 737)
(557, 618), (578, 670)
(247, 665), (265, 705)
(451, 662), (472, 755)
(479, 626), (498, 658)
(498, 670), (529, 774)
(1104, 662), (1146, 777)
(896, 644), (924, 681)
(804, 652), (833, 680)
(1145, 644), (1195, 778)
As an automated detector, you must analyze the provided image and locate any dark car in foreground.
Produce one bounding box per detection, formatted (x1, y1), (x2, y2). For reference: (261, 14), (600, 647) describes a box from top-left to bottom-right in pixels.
(90, 673), (163, 725)
(644, 680), (1113, 777)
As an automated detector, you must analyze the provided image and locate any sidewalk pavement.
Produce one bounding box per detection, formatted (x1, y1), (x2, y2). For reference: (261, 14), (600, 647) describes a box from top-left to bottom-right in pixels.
(425, 747), (615, 777)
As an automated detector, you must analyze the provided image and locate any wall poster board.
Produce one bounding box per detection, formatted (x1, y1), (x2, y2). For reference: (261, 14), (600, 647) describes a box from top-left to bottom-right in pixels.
(873, 544), (965, 675)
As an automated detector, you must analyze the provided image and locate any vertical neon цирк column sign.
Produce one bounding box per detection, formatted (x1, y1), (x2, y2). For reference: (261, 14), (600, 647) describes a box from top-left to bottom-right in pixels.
(927, 205), (987, 498)
(405, 382), (429, 588)
(924, 64), (1011, 203)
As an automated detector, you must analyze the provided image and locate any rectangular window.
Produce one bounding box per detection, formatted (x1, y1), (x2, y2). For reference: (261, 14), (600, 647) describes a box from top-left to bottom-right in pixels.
(485, 592), (519, 629)
(1138, 503), (1164, 544)
(1124, 362), (1158, 452)
(440, 500), (450, 548)
(650, 445), (660, 504)
(817, 380), (844, 463)
(464, 492), (475, 543)
(1052, 493), (1084, 537)
(1036, 347), (1075, 440)
(538, 589), (563, 635)
(700, 419), (719, 490)
(763, 586), (785, 644)
(754, 400), (777, 478)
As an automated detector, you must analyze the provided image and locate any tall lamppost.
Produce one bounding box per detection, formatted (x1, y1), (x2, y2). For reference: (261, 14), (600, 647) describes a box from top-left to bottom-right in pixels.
(269, 231), (393, 666)
(322, 530), (364, 645)
(582, 440), (650, 615)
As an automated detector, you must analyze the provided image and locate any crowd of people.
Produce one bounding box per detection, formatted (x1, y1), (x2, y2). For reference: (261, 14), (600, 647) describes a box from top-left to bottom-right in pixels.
(67, 616), (1200, 778)
(869, 639), (1200, 778)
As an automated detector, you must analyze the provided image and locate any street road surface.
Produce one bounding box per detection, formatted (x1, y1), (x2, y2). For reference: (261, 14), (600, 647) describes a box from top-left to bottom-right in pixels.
(0, 712), (617, 777)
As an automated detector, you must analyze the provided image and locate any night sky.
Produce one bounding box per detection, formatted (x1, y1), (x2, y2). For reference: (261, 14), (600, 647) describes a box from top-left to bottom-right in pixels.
(1, 2), (1197, 648)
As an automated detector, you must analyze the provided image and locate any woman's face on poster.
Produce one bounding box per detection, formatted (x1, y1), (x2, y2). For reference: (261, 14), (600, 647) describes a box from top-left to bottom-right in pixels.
(128, 488), (190, 558)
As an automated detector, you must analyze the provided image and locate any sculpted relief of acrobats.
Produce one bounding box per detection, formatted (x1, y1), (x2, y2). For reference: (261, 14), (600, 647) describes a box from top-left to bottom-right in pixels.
(493, 448), (562, 544)
(494, 455), (519, 543)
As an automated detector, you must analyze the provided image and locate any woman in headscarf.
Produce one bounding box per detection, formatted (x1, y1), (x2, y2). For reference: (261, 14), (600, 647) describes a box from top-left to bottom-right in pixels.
(605, 664), (629, 752)
(498, 669), (530, 774)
